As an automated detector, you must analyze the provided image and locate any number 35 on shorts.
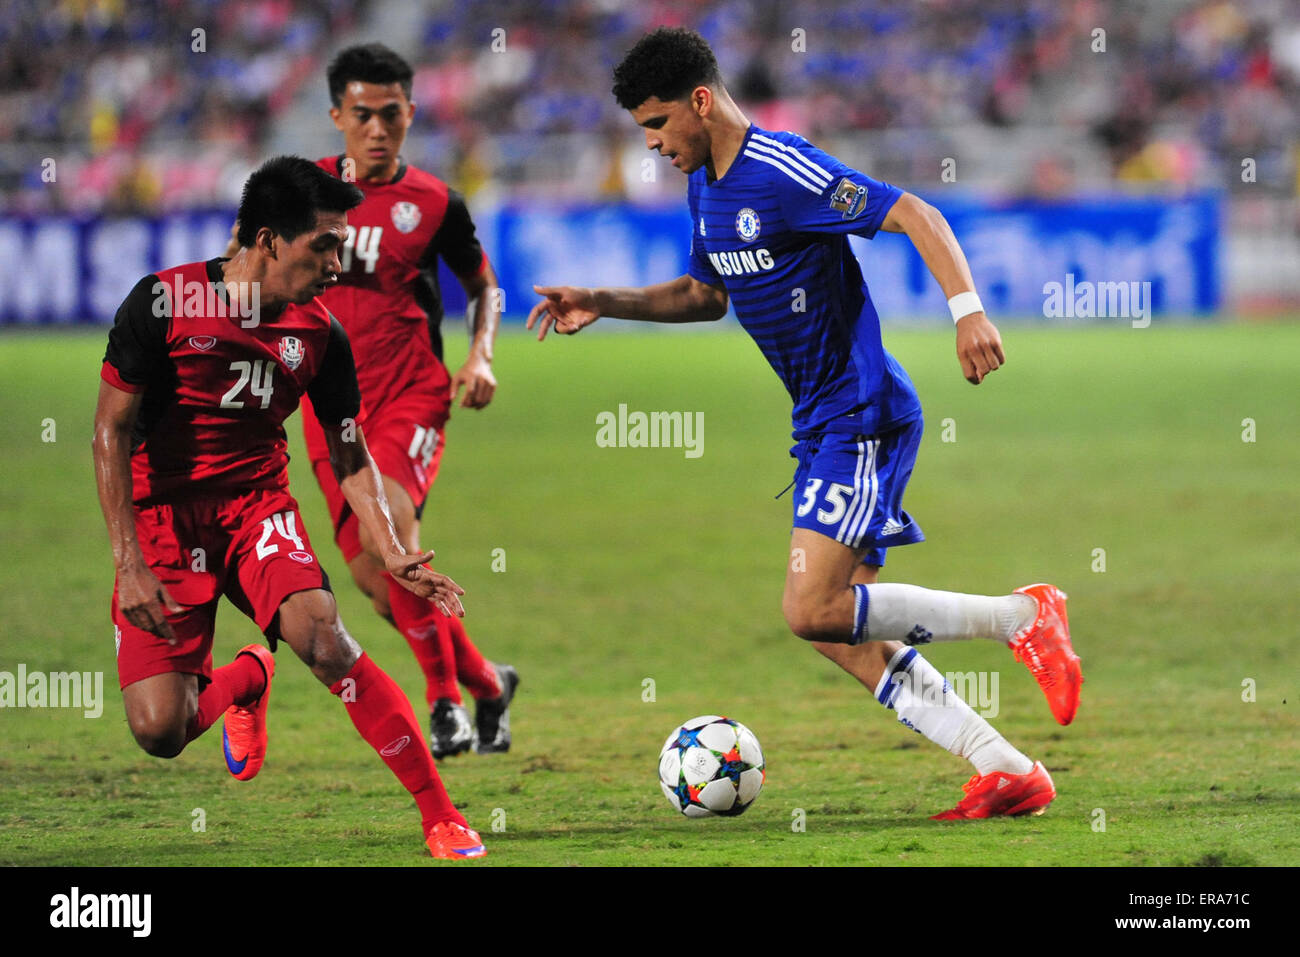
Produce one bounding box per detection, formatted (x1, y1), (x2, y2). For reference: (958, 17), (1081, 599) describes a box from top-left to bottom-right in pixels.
(796, 478), (855, 525)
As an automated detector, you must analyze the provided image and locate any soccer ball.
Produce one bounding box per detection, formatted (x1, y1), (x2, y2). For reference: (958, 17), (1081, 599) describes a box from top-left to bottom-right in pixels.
(658, 715), (765, 817)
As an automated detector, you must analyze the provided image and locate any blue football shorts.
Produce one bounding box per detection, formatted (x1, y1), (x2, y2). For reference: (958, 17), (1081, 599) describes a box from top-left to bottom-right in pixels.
(789, 416), (925, 566)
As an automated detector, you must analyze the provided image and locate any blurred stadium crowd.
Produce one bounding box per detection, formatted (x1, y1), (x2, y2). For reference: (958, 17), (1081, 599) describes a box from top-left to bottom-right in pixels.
(0, 0), (370, 211)
(1, 0), (1297, 211)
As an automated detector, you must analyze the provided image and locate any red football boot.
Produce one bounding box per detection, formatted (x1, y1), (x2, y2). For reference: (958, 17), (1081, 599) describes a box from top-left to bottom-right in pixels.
(425, 821), (487, 860)
(931, 762), (1056, 820)
(1009, 584), (1082, 725)
(222, 644), (275, 781)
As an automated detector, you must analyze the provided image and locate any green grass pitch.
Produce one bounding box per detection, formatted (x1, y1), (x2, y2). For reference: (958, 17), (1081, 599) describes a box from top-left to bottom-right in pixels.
(0, 321), (1296, 866)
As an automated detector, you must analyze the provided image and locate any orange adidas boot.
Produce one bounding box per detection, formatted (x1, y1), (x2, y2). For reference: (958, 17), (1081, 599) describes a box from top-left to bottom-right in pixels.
(931, 762), (1056, 820)
(1009, 584), (1082, 725)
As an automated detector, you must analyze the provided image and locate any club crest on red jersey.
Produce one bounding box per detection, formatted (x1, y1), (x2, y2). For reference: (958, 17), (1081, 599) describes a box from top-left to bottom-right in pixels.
(278, 336), (304, 371)
(390, 201), (421, 234)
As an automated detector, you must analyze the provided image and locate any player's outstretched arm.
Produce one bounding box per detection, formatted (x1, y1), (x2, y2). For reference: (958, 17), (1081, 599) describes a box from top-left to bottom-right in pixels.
(449, 260), (501, 409)
(881, 193), (1005, 385)
(323, 424), (465, 617)
(526, 275), (728, 341)
(92, 380), (183, 642)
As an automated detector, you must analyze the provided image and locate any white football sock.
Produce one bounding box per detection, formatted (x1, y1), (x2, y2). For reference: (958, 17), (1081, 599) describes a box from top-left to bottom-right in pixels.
(874, 647), (1033, 776)
(948, 711), (1034, 776)
(861, 583), (1035, 645)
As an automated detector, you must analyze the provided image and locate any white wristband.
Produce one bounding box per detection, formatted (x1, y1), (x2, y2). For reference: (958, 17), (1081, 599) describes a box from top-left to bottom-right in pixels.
(947, 291), (983, 323)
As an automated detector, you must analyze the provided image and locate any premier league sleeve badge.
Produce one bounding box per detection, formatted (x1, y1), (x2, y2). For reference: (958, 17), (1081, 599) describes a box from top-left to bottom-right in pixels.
(829, 178), (868, 219)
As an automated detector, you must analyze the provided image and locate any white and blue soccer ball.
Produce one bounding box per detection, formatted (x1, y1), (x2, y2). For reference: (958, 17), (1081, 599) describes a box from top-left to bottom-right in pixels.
(658, 715), (765, 817)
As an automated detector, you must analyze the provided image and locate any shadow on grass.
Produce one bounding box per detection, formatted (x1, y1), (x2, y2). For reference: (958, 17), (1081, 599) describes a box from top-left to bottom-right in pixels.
(498, 812), (1053, 841)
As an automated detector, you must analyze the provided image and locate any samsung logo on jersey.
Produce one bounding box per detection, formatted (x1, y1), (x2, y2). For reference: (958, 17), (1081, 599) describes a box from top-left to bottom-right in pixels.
(707, 248), (775, 277)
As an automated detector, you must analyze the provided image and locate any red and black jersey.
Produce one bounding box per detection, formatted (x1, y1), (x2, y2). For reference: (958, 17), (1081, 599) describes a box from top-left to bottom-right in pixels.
(102, 258), (362, 505)
(313, 155), (487, 414)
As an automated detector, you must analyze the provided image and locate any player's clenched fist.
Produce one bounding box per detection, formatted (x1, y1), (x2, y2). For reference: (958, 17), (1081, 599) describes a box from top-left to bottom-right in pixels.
(385, 549), (466, 618)
(527, 285), (600, 340)
(954, 312), (1006, 385)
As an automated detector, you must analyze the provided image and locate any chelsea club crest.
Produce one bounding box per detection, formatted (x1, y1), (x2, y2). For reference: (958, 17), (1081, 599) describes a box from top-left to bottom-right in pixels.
(735, 207), (761, 242)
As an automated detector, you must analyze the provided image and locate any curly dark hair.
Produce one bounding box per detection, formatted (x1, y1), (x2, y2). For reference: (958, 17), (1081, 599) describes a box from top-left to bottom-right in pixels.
(612, 27), (722, 110)
(327, 43), (414, 107)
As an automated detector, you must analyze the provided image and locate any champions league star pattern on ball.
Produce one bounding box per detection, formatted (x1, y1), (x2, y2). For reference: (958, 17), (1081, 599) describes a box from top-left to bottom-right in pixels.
(658, 715), (765, 817)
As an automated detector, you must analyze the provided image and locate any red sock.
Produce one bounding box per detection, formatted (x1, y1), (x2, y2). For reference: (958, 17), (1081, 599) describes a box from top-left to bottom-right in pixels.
(440, 610), (501, 700)
(185, 652), (265, 743)
(386, 573), (459, 709)
(330, 652), (464, 834)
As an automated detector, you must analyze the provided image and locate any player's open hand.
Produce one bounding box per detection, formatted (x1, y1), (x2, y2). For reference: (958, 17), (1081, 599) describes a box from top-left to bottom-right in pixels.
(955, 312), (1005, 384)
(386, 550), (466, 617)
(527, 285), (600, 340)
(117, 565), (183, 644)
(450, 355), (496, 409)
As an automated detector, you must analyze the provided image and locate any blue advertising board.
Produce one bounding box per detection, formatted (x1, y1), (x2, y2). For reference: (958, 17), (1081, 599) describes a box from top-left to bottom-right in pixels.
(857, 192), (1222, 320)
(0, 194), (1219, 324)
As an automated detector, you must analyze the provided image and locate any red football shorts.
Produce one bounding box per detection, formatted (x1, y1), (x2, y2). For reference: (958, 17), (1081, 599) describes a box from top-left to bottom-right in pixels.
(112, 488), (329, 689)
(301, 390), (450, 563)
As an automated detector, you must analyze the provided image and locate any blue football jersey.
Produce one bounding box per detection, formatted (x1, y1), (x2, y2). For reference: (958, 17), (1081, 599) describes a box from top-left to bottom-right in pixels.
(687, 125), (921, 439)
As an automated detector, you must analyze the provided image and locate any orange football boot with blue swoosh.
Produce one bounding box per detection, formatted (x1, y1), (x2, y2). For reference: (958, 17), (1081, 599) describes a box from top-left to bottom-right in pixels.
(222, 644), (275, 781)
(425, 821), (487, 860)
